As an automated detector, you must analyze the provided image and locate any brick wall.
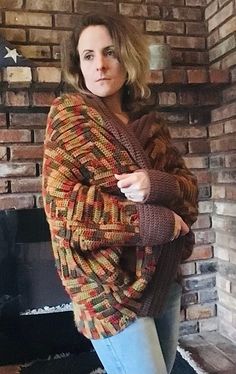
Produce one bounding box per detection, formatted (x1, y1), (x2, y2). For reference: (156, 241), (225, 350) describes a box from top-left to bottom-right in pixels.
(0, 65), (230, 335)
(0, 0), (208, 68)
(0, 0), (235, 339)
(205, 0), (236, 342)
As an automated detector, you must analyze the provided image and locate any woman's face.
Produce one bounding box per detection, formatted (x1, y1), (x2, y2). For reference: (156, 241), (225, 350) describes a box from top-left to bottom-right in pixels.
(77, 25), (127, 98)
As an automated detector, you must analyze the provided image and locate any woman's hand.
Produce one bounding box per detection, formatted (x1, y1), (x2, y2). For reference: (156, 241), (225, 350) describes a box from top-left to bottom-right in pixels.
(114, 170), (151, 203)
(171, 212), (189, 240)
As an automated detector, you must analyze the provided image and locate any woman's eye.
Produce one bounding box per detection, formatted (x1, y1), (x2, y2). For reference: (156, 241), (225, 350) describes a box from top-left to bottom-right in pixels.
(84, 54), (93, 61)
(106, 49), (115, 57)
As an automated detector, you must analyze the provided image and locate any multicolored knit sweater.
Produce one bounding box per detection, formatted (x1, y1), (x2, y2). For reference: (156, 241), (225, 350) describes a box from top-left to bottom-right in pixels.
(42, 93), (198, 339)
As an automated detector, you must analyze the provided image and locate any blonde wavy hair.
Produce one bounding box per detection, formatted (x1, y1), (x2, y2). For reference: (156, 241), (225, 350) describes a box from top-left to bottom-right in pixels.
(61, 12), (150, 110)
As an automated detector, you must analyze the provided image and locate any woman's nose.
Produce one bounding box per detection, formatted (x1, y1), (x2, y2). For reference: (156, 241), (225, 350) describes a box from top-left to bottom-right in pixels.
(96, 54), (106, 71)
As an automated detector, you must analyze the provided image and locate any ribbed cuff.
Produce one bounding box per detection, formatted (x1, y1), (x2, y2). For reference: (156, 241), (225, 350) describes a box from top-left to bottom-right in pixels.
(137, 204), (175, 246)
(145, 170), (180, 204)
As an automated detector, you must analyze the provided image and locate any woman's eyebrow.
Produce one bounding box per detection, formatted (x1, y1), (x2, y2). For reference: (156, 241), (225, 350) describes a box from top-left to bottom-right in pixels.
(82, 49), (93, 55)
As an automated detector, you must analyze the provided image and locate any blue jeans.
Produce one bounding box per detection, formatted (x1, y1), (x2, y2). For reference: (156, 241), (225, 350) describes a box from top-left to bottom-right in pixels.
(91, 281), (182, 374)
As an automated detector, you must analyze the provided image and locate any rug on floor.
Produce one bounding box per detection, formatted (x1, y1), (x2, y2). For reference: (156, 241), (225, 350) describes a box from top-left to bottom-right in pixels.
(18, 349), (200, 374)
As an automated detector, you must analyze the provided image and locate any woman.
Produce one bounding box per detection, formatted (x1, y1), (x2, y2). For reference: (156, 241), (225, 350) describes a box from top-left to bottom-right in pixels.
(42, 12), (198, 374)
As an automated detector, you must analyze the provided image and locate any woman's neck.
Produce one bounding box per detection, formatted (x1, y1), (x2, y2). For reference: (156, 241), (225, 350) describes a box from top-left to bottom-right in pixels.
(102, 92), (123, 115)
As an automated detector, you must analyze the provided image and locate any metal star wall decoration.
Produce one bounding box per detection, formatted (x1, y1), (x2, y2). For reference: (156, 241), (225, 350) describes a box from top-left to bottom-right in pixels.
(4, 46), (22, 63)
(0, 36), (34, 67)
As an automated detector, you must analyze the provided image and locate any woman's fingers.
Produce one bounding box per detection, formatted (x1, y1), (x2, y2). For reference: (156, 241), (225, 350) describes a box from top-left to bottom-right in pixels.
(172, 212), (189, 240)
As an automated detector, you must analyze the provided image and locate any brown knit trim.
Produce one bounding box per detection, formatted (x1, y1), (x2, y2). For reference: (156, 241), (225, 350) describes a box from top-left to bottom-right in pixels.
(145, 169), (180, 204)
(137, 203), (175, 246)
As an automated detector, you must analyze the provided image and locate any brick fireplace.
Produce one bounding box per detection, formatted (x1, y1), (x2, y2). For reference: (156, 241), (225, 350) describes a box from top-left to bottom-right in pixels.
(0, 0), (235, 343)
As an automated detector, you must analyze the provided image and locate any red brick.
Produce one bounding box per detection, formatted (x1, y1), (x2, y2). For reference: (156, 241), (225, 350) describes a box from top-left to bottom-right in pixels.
(29, 29), (72, 45)
(179, 90), (198, 106)
(187, 245), (213, 261)
(167, 36), (205, 49)
(0, 28), (26, 42)
(0, 162), (35, 177)
(225, 153), (236, 168)
(198, 90), (220, 106)
(205, 0), (218, 20)
(0, 194), (34, 209)
(170, 126), (207, 138)
(212, 102), (236, 122)
(0, 180), (9, 193)
(210, 137), (236, 152)
(163, 69), (186, 84)
(194, 170), (211, 183)
(212, 185), (226, 199)
(10, 145), (43, 160)
(199, 317), (218, 332)
(186, 0), (206, 6)
(0, 129), (31, 143)
(226, 185), (236, 199)
(18, 45), (51, 59)
(183, 51), (209, 65)
(180, 262), (196, 276)
(171, 50), (183, 65)
(181, 292), (198, 307)
(210, 154), (225, 168)
(199, 201), (213, 214)
(223, 85), (236, 103)
(149, 70), (163, 84)
(208, 2), (234, 32)
(5, 11), (52, 27)
(209, 35), (236, 62)
(207, 28), (220, 49)
(0, 113), (6, 127)
(188, 140), (210, 153)
(158, 92), (176, 106)
(224, 118), (236, 134)
(209, 69), (230, 83)
(3, 67), (32, 88)
(187, 69), (208, 83)
(32, 92), (56, 107)
(74, 0), (116, 14)
(212, 170), (236, 183)
(184, 155), (209, 169)
(161, 112), (188, 123)
(172, 7), (202, 20)
(25, 0), (72, 11)
(231, 66), (236, 83)
(172, 141), (188, 155)
(34, 129), (46, 143)
(146, 20), (184, 33)
(0, 0), (23, 8)
(34, 67), (61, 84)
(195, 229), (215, 245)
(10, 112), (47, 128)
(146, 35), (165, 46)
(185, 22), (206, 35)
(5, 91), (29, 106)
(11, 177), (42, 193)
(0, 146), (7, 160)
(54, 14), (81, 29)
(219, 16), (236, 39)
(193, 215), (211, 230)
(186, 304), (216, 320)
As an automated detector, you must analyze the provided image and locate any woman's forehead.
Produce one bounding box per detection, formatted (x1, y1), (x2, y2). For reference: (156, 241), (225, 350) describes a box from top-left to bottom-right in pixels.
(78, 25), (113, 52)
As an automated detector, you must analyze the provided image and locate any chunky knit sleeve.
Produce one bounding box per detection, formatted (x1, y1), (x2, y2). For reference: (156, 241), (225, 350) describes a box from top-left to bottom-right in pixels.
(143, 120), (198, 227)
(42, 95), (175, 251)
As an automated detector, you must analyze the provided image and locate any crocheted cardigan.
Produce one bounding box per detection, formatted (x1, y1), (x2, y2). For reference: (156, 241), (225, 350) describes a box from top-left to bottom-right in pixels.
(42, 93), (198, 339)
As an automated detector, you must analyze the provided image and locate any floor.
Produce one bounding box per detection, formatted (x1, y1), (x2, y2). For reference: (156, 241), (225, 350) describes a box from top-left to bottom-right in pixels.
(0, 332), (236, 374)
(179, 331), (236, 374)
